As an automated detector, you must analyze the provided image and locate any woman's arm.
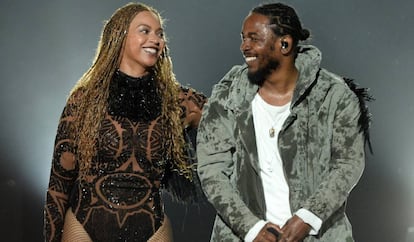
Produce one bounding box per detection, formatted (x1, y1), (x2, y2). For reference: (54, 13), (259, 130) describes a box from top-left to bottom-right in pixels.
(44, 94), (79, 242)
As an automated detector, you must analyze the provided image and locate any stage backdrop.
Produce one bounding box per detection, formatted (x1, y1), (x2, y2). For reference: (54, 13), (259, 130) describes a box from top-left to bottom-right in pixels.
(0, 0), (413, 241)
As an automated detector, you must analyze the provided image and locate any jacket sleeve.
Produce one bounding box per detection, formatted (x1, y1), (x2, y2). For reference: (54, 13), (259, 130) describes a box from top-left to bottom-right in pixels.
(43, 93), (79, 242)
(302, 86), (365, 222)
(197, 67), (260, 239)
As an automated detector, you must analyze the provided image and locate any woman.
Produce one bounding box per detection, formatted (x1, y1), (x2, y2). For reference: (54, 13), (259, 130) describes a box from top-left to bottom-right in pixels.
(43, 2), (206, 241)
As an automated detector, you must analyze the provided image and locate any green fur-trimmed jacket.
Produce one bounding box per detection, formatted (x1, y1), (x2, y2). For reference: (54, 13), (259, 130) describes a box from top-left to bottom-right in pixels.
(197, 45), (367, 242)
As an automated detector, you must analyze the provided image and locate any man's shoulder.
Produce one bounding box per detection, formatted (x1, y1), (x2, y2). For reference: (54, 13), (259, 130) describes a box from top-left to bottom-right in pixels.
(318, 69), (345, 85)
(316, 69), (371, 114)
(223, 64), (248, 80)
(211, 64), (248, 95)
(318, 69), (355, 95)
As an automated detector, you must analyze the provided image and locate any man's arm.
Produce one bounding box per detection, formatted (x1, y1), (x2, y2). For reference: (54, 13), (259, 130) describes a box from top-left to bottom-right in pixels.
(301, 88), (365, 219)
(197, 70), (260, 239)
(281, 86), (365, 241)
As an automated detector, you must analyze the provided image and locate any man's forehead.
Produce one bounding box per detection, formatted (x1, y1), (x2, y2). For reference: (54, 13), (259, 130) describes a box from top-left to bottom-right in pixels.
(241, 21), (273, 36)
(244, 12), (270, 23)
(243, 13), (272, 27)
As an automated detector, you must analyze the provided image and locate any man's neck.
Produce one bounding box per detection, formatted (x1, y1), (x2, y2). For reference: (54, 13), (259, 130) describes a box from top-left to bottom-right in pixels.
(258, 66), (298, 106)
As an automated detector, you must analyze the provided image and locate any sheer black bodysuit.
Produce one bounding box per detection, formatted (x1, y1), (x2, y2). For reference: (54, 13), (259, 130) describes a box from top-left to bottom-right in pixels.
(44, 70), (206, 242)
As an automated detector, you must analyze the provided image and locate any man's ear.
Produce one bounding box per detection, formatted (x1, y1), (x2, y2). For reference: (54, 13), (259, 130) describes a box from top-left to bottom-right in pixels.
(279, 35), (294, 54)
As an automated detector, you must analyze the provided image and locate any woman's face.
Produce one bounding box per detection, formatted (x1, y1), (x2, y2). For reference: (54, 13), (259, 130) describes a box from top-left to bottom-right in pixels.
(119, 10), (165, 77)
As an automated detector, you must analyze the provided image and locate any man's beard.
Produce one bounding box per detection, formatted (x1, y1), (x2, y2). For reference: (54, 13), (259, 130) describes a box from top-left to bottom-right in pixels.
(247, 58), (280, 86)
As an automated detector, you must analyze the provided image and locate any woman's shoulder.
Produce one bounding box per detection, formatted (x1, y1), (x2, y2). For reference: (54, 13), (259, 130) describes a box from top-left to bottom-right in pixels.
(68, 87), (87, 102)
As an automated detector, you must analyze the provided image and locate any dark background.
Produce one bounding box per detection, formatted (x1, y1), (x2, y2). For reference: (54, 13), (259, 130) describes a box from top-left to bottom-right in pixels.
(1, 0), (413, 241)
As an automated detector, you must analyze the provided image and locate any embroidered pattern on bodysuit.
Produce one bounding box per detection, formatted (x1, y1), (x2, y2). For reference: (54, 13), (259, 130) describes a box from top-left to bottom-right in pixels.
(71, 114), (166, 241)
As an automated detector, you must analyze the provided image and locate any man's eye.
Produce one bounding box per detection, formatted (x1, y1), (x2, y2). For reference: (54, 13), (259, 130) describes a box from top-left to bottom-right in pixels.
(241, 36), (259, 43)
(241, 36), (251, 42)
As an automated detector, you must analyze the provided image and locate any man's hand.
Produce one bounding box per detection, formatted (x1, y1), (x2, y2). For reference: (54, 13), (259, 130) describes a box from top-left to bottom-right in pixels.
(253, 222), (282, 242)
(279, 215), (311, 242)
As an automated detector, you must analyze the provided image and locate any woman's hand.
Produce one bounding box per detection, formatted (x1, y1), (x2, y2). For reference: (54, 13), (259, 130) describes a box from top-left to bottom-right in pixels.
(179, 87), (207, 128)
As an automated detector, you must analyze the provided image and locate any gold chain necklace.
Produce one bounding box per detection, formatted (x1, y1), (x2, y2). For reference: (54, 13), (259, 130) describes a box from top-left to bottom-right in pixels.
(256, 95), (290, 138)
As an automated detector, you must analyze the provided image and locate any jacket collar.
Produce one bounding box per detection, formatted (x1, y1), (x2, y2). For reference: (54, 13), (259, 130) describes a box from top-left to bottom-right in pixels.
(291, 45), (322, 107)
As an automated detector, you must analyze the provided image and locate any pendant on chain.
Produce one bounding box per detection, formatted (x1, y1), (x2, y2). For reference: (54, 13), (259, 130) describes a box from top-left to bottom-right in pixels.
(269, 127), (275, 138)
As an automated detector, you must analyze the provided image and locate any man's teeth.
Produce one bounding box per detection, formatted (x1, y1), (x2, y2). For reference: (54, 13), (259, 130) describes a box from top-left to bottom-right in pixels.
(245, 56), (256, 62)
(144, 48), (157, 54)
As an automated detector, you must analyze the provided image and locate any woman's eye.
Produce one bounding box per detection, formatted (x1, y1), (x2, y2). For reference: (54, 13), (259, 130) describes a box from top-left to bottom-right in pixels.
(139, 28), (149, 34)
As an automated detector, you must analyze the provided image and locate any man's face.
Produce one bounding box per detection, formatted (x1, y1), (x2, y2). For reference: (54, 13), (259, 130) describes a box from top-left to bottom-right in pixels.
(240, 13), (280, 85)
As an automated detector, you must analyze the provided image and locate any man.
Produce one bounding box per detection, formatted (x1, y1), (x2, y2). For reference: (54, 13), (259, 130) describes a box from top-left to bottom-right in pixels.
(197, 3), (372, 242)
